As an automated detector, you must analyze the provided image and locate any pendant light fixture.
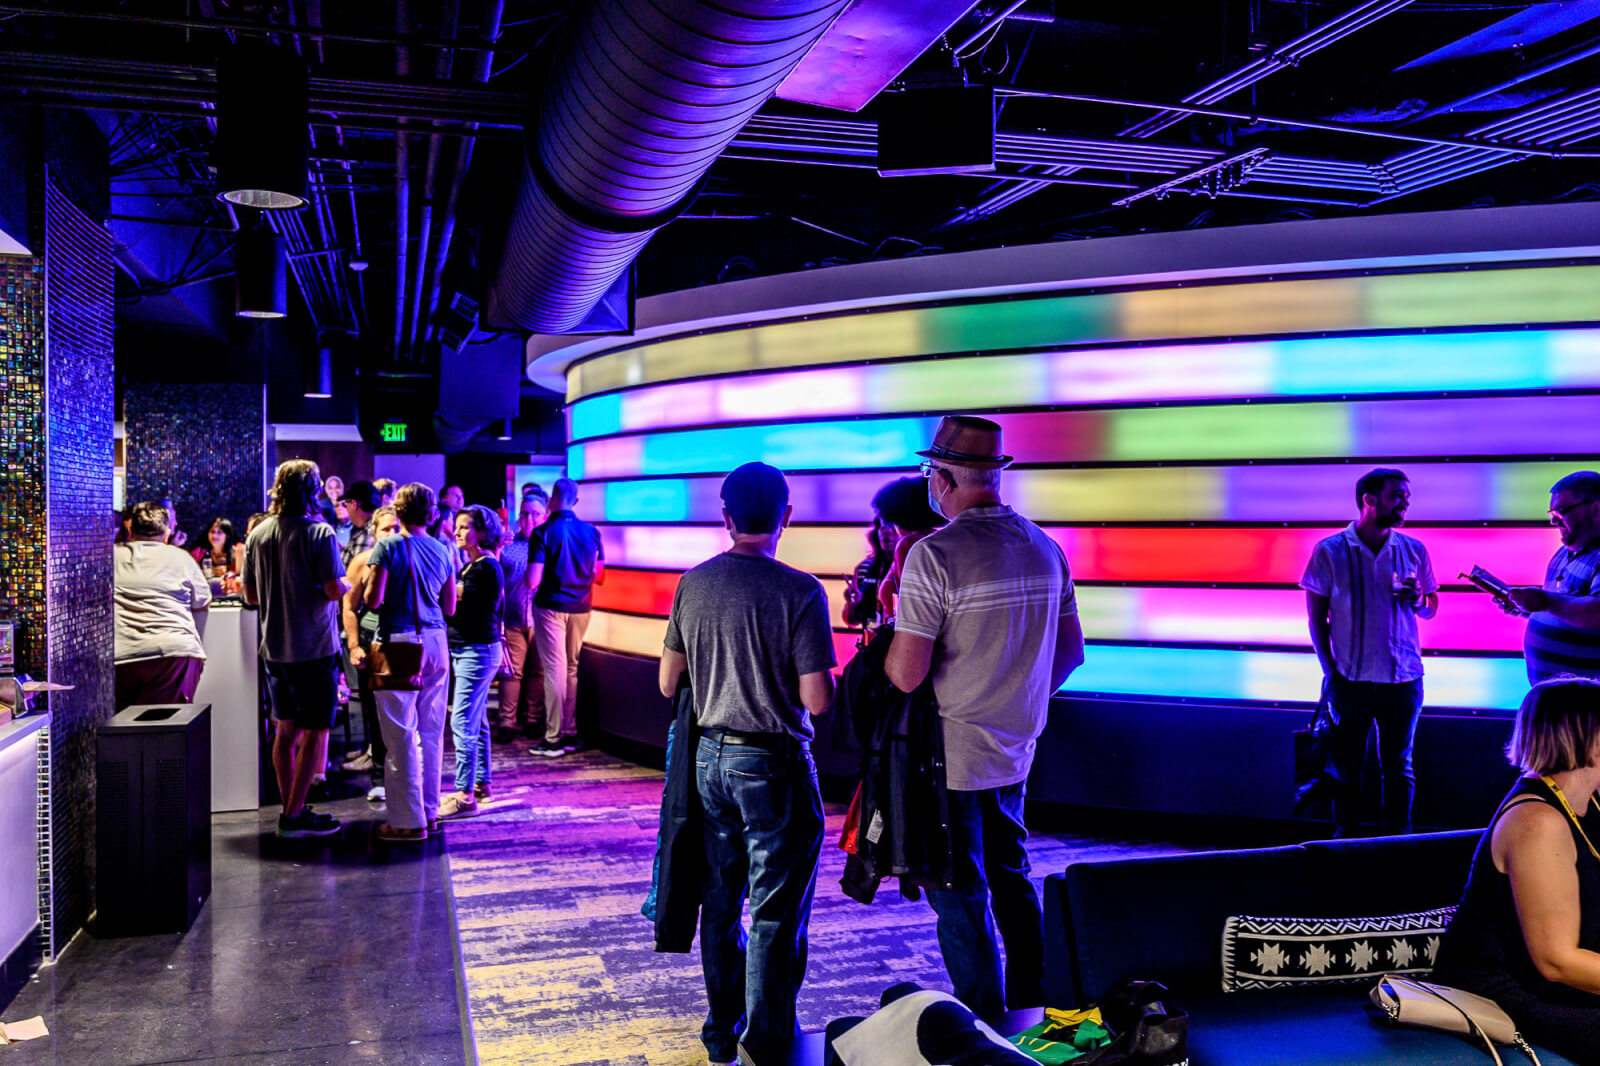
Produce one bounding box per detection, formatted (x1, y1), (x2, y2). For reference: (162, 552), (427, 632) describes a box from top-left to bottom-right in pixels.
(235, 221), (287, 319)
(214, 41), (309, 210)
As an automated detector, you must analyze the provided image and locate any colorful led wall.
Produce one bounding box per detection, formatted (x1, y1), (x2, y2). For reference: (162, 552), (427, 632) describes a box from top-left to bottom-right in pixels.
(568, 261), (1600, 713)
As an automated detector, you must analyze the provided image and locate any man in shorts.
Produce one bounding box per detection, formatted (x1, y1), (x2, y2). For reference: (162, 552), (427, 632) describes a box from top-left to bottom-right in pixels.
(244, 459), (350, 838)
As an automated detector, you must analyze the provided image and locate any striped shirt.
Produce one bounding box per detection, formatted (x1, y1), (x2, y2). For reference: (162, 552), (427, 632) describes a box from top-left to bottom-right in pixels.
(1524, 539), (1600, 683)
(1300, 523), (1438, 684)
(897, 505), (1077, 791)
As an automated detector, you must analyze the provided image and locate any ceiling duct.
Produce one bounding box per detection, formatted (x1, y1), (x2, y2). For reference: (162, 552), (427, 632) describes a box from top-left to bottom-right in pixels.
(485, 0), (852, 335)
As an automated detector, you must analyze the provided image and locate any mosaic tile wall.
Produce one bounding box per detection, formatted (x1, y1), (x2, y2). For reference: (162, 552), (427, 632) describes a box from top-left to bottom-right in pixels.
(41, 180), (114, 955)
(0, 254), (47, 680)
(125, 382), (266, 546)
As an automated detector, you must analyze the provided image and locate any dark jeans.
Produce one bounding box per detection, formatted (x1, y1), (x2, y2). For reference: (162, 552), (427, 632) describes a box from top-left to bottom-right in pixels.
(1327, 674), (1424, 835)
(353, 658), (386, 786)
(696, 734), (824, 1063)
(925, 782), (1043, 1018)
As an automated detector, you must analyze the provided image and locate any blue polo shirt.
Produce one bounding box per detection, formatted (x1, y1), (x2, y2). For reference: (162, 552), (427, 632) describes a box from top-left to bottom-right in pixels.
(1525, 538), (1600, 683)
(532, 510), (605, 613)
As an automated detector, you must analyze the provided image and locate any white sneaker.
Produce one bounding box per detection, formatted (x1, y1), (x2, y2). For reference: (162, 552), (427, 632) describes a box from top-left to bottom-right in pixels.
(366, 785), (386, 802)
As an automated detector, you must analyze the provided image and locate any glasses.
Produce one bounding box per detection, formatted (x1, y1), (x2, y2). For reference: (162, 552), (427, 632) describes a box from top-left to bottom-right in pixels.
(1550, 498), (1598, 521)
(919, 461), (944, 479)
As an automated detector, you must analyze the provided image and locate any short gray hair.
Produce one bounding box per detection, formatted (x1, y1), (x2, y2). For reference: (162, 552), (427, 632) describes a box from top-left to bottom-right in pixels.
(948, 464), (1002, 492)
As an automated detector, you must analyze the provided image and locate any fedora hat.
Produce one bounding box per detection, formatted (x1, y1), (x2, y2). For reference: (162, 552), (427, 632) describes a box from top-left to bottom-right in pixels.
(917, 415), (1012, 469)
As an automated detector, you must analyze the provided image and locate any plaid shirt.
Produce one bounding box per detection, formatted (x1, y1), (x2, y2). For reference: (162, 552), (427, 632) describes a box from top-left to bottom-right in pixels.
(1525, 538), (1600, 682)
(342, 522), (375, 570)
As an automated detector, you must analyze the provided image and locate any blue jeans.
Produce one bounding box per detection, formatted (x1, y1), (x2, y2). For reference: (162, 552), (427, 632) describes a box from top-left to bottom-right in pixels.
(925, 782), (1043, 1018)
(1327, 674), (1424, 835)
(696, 734), (824, 1063)
(449, 643), (498, 792)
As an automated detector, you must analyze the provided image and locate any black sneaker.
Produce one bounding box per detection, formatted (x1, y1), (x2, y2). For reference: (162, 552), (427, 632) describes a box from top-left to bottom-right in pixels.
(560, 734), (583, 753)
(529, 739), (566, 758)
(277, 808), (342, 838)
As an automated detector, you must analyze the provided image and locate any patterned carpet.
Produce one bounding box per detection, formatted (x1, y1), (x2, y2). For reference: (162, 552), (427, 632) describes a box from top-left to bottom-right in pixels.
(442, 745), (1198, 1066)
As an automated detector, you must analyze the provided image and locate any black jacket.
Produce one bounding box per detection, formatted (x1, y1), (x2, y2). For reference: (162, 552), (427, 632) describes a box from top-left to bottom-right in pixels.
(837, 624), (955, 904)
(648, 682), (702, 952)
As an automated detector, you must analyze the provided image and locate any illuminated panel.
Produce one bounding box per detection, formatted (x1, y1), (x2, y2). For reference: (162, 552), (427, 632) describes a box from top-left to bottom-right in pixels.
(587, 609), (860, 668)
(568, 334), (1600, 440)
(567, 265), (1600, 401)
(573, 405), (1592, 480)
(595, 568), (855, 628)
(596, 524), (868, 573)
(1063, 646), (1529, 710)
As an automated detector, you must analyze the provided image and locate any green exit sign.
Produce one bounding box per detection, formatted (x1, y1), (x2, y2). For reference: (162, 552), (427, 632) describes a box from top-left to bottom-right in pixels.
(380, 421), (409, 444)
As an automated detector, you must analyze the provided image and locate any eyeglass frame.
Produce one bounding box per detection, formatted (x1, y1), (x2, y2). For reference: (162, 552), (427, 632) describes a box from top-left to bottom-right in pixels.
(1549, 497), (1599, 522)
(919, 460), (952, 481)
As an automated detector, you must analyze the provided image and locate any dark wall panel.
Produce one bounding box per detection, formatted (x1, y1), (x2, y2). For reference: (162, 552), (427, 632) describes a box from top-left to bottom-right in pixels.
(125, 382), (266, 545)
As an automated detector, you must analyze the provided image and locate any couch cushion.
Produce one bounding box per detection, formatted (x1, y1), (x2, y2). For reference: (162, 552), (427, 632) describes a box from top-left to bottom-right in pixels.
(1302, 830), (1479, 917)
(1058, 845), (1311, 1002)
(1177, 987), (1581, 1066)
(1221, 908), (1454, 992)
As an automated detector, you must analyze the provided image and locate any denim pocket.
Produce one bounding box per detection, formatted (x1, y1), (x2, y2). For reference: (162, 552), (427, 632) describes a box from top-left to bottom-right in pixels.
(726, 768), (789, 828)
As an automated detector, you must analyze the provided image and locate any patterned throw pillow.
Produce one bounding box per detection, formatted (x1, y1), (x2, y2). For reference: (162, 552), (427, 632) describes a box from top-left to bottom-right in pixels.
(1221, 908), (1455, 992)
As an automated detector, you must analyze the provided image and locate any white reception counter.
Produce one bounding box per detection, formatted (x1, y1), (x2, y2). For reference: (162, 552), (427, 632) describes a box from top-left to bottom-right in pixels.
(0, 711), (45, 970)
(193, 604), (261, 812)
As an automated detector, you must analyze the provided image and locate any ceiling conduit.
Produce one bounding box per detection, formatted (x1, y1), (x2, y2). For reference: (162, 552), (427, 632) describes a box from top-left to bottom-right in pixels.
(485, 0), (852, 335)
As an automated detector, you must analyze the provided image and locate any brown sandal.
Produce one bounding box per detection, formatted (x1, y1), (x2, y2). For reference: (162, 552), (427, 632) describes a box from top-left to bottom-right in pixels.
(375, 823), (427, 843)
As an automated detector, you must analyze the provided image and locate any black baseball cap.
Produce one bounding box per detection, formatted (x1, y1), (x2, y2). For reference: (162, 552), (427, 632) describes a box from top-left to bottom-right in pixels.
(340, 479), (381, 510)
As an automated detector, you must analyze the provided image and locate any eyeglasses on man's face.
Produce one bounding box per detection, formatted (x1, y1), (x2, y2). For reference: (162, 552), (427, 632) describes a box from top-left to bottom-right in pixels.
(1549, 497), (1598, 522)
(919, 461), (946, 480)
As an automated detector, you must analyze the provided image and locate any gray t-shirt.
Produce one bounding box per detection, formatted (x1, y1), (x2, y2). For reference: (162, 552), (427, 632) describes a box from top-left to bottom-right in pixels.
(897, 505), (1077, 791)
(113, 542), (212, 663)
(244, 514), (344, 663)
(664, 551), (836, 741)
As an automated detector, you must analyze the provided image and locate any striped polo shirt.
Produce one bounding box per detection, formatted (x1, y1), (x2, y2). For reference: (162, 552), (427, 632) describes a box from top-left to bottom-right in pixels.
(897, 505), (1077, 791)
(1524, 539), (1600, 683)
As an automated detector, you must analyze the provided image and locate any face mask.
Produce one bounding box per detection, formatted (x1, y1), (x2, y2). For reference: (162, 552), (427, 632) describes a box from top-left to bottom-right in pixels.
(927, 480), (946, 520)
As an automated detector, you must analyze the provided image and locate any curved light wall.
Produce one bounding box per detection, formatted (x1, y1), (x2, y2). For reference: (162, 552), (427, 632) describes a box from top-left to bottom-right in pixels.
(568, 261), (1600, 712)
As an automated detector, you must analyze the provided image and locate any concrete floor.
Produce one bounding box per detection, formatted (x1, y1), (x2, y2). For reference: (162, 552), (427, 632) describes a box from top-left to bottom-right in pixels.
(1, 797), (473, 1066)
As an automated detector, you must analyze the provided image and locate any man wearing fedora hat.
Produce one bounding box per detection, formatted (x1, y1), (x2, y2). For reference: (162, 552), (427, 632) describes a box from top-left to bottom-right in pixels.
(886, 415), (1085, 1017)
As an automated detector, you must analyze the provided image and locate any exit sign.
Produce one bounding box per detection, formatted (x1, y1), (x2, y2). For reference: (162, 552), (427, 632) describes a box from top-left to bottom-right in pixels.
(380, 421), (409, 444)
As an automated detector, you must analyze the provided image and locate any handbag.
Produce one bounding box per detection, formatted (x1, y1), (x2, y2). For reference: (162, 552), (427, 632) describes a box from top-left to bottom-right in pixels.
(369, 538), (428, 691)
(1071, 980), (1188, 1066)
(1293, 675), (1343, 813)
(1370, 976), (1542, 1066)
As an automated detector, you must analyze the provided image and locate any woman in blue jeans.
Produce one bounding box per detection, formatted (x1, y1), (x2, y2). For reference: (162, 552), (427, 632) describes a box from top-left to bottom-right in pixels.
(438, 505), (505, 820)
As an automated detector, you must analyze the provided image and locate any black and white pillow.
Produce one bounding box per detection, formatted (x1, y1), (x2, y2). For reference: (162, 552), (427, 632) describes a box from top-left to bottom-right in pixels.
(1221, 908), (1455, 992)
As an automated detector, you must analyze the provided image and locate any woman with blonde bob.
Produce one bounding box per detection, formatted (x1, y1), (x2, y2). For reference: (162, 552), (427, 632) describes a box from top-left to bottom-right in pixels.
(1433, 677), (1600, 1062)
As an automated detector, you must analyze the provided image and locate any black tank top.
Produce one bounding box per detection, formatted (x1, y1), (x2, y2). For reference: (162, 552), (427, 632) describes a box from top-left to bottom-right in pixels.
(1434, 776), (1600, 1006)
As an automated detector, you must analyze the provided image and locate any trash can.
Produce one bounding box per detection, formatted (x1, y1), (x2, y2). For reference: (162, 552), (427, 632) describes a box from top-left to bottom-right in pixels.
(96, 703), (212, 936)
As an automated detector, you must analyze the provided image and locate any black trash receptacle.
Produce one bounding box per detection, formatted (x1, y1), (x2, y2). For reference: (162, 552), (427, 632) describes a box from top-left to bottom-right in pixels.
(96, 703), (212, 937)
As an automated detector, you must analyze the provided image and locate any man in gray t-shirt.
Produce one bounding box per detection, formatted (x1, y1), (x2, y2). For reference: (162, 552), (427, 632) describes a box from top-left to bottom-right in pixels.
(659, 462), (835, 1065)
(243, 460), (349, 839)
(887, 416), (1085, 1018)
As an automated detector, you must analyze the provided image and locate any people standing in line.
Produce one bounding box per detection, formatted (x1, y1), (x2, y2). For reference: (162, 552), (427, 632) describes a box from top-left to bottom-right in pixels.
(658, 462), (836, 1065)
(113, 501), (212, 709)
(242, 461), (349, 839)
(1432, 677), (1600, 1062)
(339, 480), (382, 569)
(495, 493), (549, 742)
(1302, 467), (1440, 838)
(363, 483), (457, 843)
(528, 477), (606, 757)
(341, 505), (401, 802)
(885, 416), (1084, 1018)
(439, 505), (506, 820)
(1511, 471), (1600, 683)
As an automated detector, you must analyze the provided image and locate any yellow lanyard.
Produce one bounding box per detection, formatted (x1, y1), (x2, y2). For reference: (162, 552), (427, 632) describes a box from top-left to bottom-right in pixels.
(1539, 775), (1600, 864)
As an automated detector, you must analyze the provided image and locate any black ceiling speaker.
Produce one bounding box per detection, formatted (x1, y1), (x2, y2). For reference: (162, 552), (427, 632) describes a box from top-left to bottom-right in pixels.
(235, 225), (287, 319)
(877, 85), (996, 177)
(214, 42), (309, 210)
(304, 340), (335, 398)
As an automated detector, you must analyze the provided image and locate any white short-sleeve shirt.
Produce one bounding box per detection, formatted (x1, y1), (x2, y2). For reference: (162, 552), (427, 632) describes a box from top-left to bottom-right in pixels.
(1300, 523), (1437, 683)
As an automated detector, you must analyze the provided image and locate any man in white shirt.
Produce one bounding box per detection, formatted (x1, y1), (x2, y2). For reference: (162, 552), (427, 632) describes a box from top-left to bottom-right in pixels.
(113, 500), (211, 709)
(1302, 467), (1439, 837)
(886, 416), (1084, 1018)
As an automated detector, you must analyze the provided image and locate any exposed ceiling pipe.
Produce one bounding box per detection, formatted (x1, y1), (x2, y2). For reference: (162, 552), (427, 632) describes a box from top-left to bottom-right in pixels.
(933, 0), (1417, 231)
(420, 0), (505, 352)
(405, 0), (461, 357)
(485, 0), (852, 334)
(393, 0), (411, 358)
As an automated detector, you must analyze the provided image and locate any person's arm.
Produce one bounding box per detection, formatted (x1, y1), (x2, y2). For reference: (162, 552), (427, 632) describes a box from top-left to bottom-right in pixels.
(885, 632), (935, 693)
(342, 556), (368, 666)
(1306, 591), (1335, 677)
(240, 540), (258, 606)
(439, 561), (458, 617)
(659, 647), (688, 699)
(1051, 614), (1085, 692)
(1499, 803), (1600, 994)
(885, 540), (943, 693)
(1509, 587), (1600, 629)
(364, 562), (388, 611)
(592, 557), (606, 587)
(526, 560), (544, 594)
(799, 669), (834, 717)
(1413, 591), (1439, 621)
